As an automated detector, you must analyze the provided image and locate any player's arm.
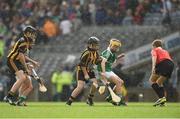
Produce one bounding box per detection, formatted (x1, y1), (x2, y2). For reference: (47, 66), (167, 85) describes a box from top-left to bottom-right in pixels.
(18, 52), (30, 74)
(117, 53), (125, 59)
(95, 52), (102, 65)
(18, 44), (30, 74)
(101, 57), (107, 74)
(112, 53), (125, 68)
(100, 57), (109, 84)
(81, 67), (89, 80)
(79, 52), (90, 80)
(25, 56), (40, 67)
(151, 50), (157, 73)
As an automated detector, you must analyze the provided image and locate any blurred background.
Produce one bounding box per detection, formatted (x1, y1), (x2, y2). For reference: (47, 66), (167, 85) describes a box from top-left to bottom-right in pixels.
(0, 0), (180, 102)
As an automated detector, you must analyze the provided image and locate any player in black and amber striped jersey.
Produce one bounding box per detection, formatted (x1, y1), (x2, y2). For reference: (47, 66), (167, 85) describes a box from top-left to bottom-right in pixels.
(66, 36), (102, 106)
(4, 26), (39, 106)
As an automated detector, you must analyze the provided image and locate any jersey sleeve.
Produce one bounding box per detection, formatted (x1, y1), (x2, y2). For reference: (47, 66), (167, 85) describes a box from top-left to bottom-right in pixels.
(101, 50), (111, 60)
(18, 38), (28, 53)
(79, 51), (90, 67)
(95, 52), (102, 65)
(151, 49), (157, 57)
(18, 44), (27, 53)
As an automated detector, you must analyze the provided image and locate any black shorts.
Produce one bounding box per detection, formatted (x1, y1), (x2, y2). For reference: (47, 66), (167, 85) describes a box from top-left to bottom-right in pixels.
(7, 58), (26, 74)
(76, 70), (96, 82)
(155, 59), (174, 78)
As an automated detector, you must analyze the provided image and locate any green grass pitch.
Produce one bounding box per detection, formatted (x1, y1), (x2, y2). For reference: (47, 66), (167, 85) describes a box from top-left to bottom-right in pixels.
(0, 102), (180, 118)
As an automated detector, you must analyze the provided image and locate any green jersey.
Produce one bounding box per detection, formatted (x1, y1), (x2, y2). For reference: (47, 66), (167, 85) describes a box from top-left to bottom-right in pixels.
(97, 47), (116, 72)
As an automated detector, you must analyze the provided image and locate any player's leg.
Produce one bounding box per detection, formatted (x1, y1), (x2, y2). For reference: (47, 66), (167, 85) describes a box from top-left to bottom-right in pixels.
(105, 72), (125, 105)
(149, 73), (162, 98)
(17, 76), (33, 106)
(121, 84), (128, 104)
(109, 72), (124, 98)
(86, 78), (98, 106)
(6, 70), (27, 105)
(111, 75), (127, 106)
(153, 75), (167, 106)
(19, 76), (33, 97)
(149, 73), (165, 106)
(66, 80), (85, 105)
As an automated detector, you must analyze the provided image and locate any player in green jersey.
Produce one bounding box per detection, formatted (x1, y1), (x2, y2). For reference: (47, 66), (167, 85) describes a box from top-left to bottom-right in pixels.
(97, 39), (126, 106)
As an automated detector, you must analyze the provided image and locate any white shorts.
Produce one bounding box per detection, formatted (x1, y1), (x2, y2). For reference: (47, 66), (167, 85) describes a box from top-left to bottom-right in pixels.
(104, 71), (118, 79)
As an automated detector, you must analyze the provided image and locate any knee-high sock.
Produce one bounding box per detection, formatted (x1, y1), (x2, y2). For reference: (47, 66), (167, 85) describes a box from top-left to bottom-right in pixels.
(151, 83), (161, 98)
(158, 86), (165, 98)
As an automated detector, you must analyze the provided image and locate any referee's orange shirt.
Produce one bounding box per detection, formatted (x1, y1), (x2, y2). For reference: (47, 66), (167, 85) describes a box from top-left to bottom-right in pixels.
(151, 47), (172, 64)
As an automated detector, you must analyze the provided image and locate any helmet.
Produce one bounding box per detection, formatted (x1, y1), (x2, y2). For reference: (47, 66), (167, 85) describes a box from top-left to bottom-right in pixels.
(23, 26), (37, 43)
(109, 39), (121, 47)
(88, 36), (100, 45)
(87, 36), (100, 51)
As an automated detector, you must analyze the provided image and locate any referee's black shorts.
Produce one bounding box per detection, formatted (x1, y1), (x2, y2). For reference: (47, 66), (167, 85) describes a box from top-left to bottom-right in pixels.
(155, 59), (174, 78)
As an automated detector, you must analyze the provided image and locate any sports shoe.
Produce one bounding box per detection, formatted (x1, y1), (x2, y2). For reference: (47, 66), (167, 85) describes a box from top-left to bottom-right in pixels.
(3, 96), (8, 102)
(118, 101), (127, 106)
(86, 97), (94, 106)
(159, 102), (166, 107)
(16, 99), (27, 106)
(66, 100), (72, 106)
(111, 100), (127, 106)
(105, 95), (112, 103)
(6, 96), (16, 106)
(153, 97), (166, 107)
(118, 97), (127, 106)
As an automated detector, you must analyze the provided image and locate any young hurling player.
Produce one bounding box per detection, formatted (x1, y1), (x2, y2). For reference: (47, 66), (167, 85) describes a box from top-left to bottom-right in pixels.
(66, 36), (102, 106)
(4, 26), (39, 106)
(97, 39), (126, 106)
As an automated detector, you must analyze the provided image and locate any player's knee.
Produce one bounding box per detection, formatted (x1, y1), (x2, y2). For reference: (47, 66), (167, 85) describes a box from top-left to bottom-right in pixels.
(149, 76), (155, 83)
(117, 78), (123, 85)
(77, 85), (84, 91)
(156, 80), (163, 86)
(120, 79), (124, 84)
(28, 85), (33, 91)
(20, 75), (27, 81)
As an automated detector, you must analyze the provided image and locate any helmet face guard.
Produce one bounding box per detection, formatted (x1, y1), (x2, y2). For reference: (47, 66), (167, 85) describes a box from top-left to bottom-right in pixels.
(87, 36), (100, 51)
(24, 32), (37, 43)
(109, 39), (121, 52)
(23, 26), (37, 44)
(88, 43), (99, 51)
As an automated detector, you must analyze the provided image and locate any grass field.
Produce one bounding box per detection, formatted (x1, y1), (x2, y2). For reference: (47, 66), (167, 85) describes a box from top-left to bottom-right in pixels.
(0, 102), (180, 118)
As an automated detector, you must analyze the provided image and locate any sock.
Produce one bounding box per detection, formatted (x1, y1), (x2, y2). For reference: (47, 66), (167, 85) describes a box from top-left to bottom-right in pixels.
(19, 95), (27, 103)
(69, 96), (75, 101)
(7, 91), (16, 98)
(88, 94), (94, 99)
(159, 87), (165, 98)
(67, 96), (75, 104)
(151, 83), (161, 98)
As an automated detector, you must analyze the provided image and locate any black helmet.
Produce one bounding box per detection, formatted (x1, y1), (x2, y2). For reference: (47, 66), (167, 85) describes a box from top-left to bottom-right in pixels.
(88, 36), (100, 45)
(87, 36), (100, 51)
(23, 26), (37, 43)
